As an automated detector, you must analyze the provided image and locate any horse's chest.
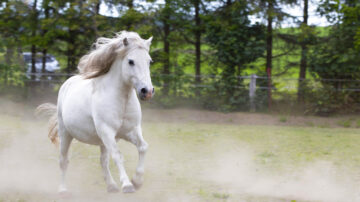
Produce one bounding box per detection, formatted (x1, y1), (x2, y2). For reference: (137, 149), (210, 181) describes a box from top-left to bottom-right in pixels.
(117, 112), (140, 136)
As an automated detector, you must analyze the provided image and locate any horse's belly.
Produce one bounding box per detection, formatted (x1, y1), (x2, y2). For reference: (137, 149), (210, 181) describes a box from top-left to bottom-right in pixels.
(60, 77), (102, 145)
(72, 133), (102, 145)
(63, 111), (102, 145)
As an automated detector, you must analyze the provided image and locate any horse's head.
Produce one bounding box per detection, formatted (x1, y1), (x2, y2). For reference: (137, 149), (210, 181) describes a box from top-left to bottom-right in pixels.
(121, 37), (154, 101)
(78, 31), (154, 101)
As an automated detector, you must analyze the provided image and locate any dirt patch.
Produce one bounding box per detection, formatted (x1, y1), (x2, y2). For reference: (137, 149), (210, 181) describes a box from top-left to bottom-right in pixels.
(1, 98), (360, 201)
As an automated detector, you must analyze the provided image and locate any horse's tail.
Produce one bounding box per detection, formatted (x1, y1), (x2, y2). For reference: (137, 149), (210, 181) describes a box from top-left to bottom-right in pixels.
(36, 103), (59, 146)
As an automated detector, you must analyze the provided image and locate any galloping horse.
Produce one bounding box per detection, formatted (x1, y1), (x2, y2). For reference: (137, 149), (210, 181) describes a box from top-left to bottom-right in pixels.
(37, 31), (154, 193)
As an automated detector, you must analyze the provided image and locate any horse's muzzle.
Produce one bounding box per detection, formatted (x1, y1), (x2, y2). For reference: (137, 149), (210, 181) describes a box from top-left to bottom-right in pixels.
(139, 87), (154, 101)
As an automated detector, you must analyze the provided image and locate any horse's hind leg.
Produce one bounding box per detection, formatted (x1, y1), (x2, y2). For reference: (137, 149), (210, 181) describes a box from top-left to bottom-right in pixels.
(100, 145), (119, 193)
(58, 122), (73, 193)
(127, 126), (148, 189)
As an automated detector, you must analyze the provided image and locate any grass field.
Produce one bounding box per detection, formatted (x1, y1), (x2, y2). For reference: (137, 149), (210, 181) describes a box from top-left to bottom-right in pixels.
(0, 99), (360, 202)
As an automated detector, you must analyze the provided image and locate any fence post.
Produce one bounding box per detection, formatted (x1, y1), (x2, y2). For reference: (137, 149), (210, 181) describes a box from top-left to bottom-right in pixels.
(249, 74), (257, 112)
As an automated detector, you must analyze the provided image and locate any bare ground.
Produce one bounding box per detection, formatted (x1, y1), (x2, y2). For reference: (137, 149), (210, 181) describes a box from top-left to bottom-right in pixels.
(1, 98), (360, 202)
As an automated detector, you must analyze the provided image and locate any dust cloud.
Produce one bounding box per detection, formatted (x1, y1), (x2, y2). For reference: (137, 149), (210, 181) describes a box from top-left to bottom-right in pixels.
(0, 117), (59, 198)
(0, 101), (360, 202)
(204, 146), (360, 201)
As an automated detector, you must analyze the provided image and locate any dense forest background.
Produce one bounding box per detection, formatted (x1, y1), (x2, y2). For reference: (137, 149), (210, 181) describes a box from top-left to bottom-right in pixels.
(0, 0), (359, 114)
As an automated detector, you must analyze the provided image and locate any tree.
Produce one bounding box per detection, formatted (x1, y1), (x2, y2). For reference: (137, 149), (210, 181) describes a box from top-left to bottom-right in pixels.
(206, 1), (265, 75)
(39, 0), (58, 74)
(181, 0), (212, 95)
(53, 0), (98, 74)
(307, 0), (360, 112)
(205, 0), (265, 109)
(0, 0), (29, 66)
(251, 0), (296, 108)
(310, 0), (360, 84)
(30, 0), (39, 80)
(297, 0), (309, 103)
(153, 0), (183, 95)
(104, 0), (147, 30)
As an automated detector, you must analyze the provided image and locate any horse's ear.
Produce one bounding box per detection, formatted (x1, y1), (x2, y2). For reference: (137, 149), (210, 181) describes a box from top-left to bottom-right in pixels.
(123, 37), (129, 46)
(145, 36), (153, 48)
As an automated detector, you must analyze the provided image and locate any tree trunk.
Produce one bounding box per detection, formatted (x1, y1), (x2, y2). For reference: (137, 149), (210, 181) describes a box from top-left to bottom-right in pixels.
(266, 0), (273, 110)
(31, 45), (37, 80)
(66, 30), (75, 76)
(93, 0), (100, 37)
(297, 0), (308, 104)
(41, 2), (49, 75)
(41, 49), (47, 73)
(95, 1), (100, 14)
(162, 0), (171, 95)
(226, 0), (232, 6)
(5, 47), (13, 65)
(31, 0), (38, 81)
(17, 45), (25, 68)
(126, 0), (134, 30)
(194, 0), (201, 95)
(127, 0), (134, 8)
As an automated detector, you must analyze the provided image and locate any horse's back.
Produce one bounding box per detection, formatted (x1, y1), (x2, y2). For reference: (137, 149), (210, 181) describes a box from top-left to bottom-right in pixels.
(58, 75), (101, 145)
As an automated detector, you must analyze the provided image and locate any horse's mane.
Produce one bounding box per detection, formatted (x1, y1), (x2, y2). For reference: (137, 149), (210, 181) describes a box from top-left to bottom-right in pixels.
(78, 31), (148, 79)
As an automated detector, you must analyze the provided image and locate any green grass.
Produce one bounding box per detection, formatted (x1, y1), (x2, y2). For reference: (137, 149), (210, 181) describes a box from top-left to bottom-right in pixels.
(212, 192), (230, 199)
(147, 123), (360, 171)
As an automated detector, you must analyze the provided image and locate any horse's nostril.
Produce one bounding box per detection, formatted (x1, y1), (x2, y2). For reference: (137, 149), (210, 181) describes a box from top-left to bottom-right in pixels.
(141, 88), (147, 94)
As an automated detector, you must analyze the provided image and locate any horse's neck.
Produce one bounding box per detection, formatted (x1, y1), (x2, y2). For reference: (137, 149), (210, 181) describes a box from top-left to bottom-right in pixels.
(98, 59), (132, 103)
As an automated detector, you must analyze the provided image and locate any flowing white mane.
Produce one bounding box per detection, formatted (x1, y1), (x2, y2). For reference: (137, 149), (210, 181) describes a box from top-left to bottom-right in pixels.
(78, 31), (149, 79)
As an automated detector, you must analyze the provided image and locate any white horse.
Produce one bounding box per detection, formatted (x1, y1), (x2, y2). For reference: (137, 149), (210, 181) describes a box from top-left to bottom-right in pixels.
(37, 31), (154, 194)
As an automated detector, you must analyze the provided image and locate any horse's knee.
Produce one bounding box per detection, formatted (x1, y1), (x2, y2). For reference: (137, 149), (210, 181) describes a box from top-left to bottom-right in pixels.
(138, 141), (148, 154)
(110, 150), (124, 164)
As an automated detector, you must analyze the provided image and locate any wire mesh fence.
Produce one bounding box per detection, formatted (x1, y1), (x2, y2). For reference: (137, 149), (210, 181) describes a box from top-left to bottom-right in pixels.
(22, 72), (360, 113)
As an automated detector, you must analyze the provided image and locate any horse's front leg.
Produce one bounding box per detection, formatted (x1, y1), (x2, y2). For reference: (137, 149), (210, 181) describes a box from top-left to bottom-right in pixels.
(127, 126), (148, 189)
(97, 124), (135, 193)
(100, 145), (119, 193)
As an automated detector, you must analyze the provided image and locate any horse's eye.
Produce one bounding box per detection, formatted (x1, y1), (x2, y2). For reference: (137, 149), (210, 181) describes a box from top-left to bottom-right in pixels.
(128, 59), (134, 66)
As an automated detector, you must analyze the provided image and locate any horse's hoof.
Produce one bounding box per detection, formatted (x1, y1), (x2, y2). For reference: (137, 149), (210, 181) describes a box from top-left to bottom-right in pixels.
(58, 190), (72, 198)
(107, 184), (120, 193)
(122, 184), (135, 193)
(131, 179), (142, 190)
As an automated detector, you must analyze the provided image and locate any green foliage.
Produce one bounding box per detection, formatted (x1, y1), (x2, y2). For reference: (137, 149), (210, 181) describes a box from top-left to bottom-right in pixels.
(202, 1), (265, 111)
(0, 64), (26, 89)
(307, 2), (360, 114)
(303, 82), (360, 115)
(310, 1), (360, 81)
(205, 1), (265, 70)
(279, 116), (287, 122)
(356, 119), (360, 128)
(337, 119), (352, 128)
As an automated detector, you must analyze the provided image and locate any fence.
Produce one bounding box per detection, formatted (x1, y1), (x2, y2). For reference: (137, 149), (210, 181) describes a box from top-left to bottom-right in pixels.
(24, 72), (360, 113)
